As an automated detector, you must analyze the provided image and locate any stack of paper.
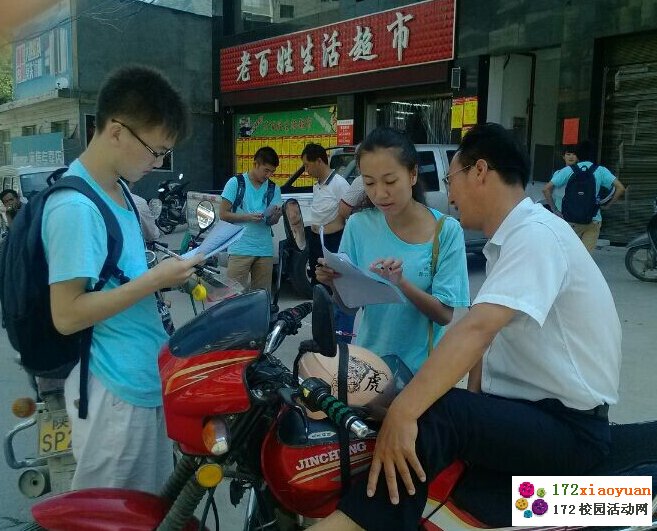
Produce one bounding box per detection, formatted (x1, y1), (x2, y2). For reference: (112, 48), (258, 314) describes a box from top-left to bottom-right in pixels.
(320, 227), (403, 308)
(182, 220), (244, 259)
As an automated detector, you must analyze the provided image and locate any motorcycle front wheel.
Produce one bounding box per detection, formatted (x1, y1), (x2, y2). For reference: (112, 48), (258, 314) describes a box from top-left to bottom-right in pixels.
(625, 244), (657, 282)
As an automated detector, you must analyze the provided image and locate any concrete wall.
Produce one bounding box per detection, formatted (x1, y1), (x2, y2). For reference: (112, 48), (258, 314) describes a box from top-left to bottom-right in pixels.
(75, 0), (214, 198)
(457, 0), (657, 143)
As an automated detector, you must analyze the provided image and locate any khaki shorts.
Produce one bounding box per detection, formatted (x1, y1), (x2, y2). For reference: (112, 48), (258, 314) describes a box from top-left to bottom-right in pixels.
(569, 221), (601, 253)
(227, 255), (274, 292)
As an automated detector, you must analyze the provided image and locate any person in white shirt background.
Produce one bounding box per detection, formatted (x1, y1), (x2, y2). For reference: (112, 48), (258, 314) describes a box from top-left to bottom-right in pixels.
(301, 143), (355, 340)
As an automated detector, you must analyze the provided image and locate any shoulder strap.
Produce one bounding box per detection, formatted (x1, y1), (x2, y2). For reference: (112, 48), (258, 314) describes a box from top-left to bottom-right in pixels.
(118, 179), (141, 227)
(336, 342), (351, 495)
(265, 179), (276, 206)
(232, 174), (246, 213)
(428, 215), (446, 356)
(46, 177), (129, 290)
(430, 215), (447, 276)
(569, 163), (582, 177)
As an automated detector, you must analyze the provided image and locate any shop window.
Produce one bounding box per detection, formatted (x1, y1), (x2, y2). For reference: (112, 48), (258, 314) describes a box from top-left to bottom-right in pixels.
(51, 120), (69, 137)
(279, 4), (293, 18)
(22, 125), (36, 136)
(376, 99), (451, 144)
(0, 129), (10, 166)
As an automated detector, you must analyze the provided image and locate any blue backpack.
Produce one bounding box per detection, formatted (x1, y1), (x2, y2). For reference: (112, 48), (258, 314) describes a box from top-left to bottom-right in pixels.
(0, 176), (137, 418)
(561, 163), (599, 224)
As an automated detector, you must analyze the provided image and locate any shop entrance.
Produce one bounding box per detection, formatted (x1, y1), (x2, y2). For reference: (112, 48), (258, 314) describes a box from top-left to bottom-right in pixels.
(598, 32), (657, 244)
(486, 48), (561, 182)
(368, 97), (452, 144)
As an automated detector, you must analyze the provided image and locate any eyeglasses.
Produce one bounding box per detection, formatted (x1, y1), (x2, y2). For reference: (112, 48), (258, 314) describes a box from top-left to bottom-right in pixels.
(442, 164), (473, 190)
(112, 119), (172, 159)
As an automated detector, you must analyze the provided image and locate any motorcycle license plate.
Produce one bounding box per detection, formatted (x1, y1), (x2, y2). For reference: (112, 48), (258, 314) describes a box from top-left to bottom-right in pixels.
(38, 410), (72, 457)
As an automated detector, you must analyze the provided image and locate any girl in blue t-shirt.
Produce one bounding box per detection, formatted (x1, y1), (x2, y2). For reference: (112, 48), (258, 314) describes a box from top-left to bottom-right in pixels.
(316, 127), (470, 373)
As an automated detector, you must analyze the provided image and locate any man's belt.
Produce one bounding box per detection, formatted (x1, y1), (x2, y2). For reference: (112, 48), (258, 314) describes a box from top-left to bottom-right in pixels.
(575, 403), (609, 419)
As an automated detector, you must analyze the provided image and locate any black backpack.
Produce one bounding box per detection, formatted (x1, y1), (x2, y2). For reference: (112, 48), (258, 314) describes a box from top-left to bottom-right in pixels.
(230, 173), (275, 212)
(0, 176), (136, 418)
(561, 163), (599, 224)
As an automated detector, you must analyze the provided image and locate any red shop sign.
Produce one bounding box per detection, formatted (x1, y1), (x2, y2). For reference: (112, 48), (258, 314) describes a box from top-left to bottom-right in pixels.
(220, 0), (455, 93)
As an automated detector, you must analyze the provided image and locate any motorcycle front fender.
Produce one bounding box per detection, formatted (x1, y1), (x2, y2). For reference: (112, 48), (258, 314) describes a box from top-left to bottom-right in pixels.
(626, 233), (650, 249)
(33, 488), (205, 531)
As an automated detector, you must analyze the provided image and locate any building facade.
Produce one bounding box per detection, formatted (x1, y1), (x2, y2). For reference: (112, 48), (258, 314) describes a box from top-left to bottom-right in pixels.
(215, 0), (657, 243)
(0, 0), (213, 198)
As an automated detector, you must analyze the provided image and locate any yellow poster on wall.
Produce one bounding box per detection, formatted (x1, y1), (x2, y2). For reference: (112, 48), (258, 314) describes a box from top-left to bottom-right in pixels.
(463, 97), (478, 126)
(451, 98), (464, 129)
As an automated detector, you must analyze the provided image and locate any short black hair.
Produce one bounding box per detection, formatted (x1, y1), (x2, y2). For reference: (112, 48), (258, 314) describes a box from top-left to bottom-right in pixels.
(575, 139), (595, 162)
(563, 145), (577, 154)
(96, 64), (189, 142)
(301, 143), (328, 164)
(1, 189), (19, 201)
(457, 123), (530, 189)
(254, 146), (279, 167)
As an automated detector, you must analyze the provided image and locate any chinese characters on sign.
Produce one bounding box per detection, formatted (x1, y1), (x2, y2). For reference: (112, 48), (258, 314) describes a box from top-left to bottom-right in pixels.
(222, 0), (455, 92)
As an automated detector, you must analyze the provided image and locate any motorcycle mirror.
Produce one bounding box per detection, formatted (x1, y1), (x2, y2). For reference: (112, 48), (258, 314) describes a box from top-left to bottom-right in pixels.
(196, 200), (216, 232)
(311, 285), (337, 358)
(148, 198), (163, 218)
(282, 199), (306, 252)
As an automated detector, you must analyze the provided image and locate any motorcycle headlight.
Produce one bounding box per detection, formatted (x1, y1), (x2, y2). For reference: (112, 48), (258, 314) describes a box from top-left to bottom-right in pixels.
(202, 416), (230, 456)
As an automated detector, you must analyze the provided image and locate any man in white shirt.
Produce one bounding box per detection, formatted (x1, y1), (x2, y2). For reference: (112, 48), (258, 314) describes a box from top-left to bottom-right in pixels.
(302, 143), (350, 284)
(312, 123), (622, 530)
(302, 143), (353, 339)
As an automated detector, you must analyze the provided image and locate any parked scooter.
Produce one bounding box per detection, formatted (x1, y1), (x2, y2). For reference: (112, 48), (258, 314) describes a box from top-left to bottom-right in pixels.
(625, 197), (657, 282)
(4, 374), (76, 499)
(154, 173), (189, 234)
(24, 283), (657, 530)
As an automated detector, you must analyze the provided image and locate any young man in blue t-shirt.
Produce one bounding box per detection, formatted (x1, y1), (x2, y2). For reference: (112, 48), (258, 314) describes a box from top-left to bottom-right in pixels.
(219, 147), (282, 292)
(42, 66), (204, 494)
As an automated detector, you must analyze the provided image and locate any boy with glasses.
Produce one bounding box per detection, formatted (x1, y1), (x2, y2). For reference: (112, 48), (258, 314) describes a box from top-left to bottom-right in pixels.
(42, 65), (204, 493)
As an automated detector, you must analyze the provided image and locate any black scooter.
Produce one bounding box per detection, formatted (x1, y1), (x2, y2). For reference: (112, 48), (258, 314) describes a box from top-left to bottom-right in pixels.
(154, 173), (189, 234)
(625, 198), (657, 282)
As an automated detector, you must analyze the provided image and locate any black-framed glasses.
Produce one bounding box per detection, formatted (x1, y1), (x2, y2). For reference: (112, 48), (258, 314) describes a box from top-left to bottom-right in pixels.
(112, 119), (172, 159)
(442, 164), (473, 190)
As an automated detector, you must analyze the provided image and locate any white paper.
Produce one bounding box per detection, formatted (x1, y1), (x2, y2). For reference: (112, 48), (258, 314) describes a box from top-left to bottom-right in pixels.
(182, 220), (244, 259)
(320, 227), (403, 308)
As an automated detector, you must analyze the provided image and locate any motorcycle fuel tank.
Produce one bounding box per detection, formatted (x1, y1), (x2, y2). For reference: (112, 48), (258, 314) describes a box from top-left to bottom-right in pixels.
(261, 407), (377, 518)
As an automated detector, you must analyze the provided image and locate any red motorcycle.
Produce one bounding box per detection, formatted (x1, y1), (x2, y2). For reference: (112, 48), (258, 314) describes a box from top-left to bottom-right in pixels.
(25, 286), (657, 530)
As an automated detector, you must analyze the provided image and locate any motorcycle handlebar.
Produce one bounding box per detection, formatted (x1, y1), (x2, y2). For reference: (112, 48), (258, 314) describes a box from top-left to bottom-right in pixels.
(275, 302), (312, 336)
(264, 302), (312, 356)
(298, 377), (370, 438)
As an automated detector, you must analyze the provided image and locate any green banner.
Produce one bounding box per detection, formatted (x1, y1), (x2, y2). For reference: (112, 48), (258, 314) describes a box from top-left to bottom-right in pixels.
(235, 107), (337, 138)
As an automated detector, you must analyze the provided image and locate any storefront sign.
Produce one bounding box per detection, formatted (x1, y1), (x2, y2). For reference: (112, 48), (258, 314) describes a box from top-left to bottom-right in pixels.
(220, 0), (455, 93)
(337, 119), (354, 145)
(11, 133), (64, 166)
